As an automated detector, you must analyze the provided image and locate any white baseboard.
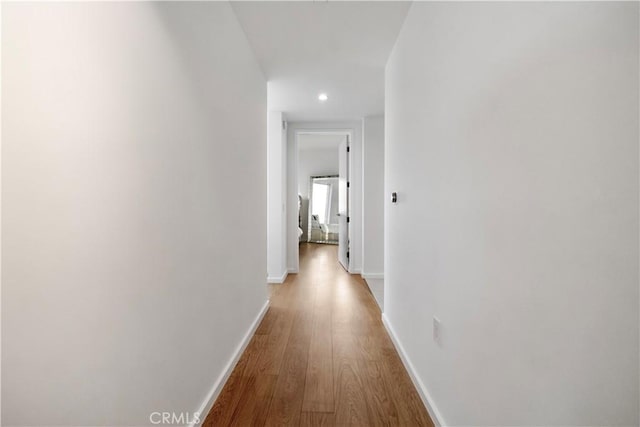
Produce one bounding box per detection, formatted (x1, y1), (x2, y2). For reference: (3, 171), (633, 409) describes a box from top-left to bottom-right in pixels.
(267, 270), (288, 284)
(191, 300), (270, 427)
(287, 267), (298, 274)
(362, 272), (384, 280)
(381, 313), (446, 427)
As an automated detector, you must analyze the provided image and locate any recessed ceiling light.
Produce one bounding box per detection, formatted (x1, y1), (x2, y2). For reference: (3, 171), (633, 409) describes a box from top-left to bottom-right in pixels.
(318, 93), (328, 102)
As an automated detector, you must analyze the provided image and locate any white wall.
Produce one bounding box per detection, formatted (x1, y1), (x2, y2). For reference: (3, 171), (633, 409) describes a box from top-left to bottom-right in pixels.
(385, 2), (638, 426)
(2, 3), (268, 426)
(298, 146), (339, 200)
(298, 143), (339, 241)
(362, 115), (385, 278)
(267, 110), (287, 283)
(286, 122), (363, 273)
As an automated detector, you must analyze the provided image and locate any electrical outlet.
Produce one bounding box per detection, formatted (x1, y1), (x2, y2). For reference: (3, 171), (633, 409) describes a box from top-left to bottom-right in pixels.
(433, 316), (442, 346)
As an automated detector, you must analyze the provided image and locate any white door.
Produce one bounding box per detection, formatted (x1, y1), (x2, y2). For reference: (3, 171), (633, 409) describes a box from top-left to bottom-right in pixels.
(338, 135), (349, 271)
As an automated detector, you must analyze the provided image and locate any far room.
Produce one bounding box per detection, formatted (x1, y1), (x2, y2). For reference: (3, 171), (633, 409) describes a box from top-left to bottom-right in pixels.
(297, 133), (349, 267)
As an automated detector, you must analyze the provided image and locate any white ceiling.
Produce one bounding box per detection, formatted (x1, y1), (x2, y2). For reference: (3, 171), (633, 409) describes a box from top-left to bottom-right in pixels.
(298, 133), (345, 151)
(231, 1), (411, 122)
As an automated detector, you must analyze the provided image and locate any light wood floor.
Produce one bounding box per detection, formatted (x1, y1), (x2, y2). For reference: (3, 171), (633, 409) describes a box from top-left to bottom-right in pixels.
(203, 243), (434, 426)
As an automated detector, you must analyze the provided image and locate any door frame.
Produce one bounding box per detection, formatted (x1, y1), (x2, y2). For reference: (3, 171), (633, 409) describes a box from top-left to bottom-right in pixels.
(293, 128), (353, 273)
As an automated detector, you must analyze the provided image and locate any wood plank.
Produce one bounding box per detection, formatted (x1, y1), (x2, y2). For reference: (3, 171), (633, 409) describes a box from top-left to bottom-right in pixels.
(255, 308), (295, 375)
(332, 332), (362, 360)
(264, 310), (313, 426)
(333, 357), (373, 426)
(358, 359), (401, 426)
(299, 411), (336, 427)
(301, 306), (334, 412)
(357, 334), (390, 361)
(228, 374), (278, 426)
(240, 334), (269, 377)
(255, 307), (276, 335)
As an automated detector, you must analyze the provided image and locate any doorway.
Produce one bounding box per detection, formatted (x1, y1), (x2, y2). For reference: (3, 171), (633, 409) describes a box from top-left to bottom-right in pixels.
(296, 131), (350, 271)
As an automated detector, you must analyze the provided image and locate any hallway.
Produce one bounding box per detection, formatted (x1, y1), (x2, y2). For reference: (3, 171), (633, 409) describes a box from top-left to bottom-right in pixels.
(204, 243), (434, 426)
